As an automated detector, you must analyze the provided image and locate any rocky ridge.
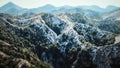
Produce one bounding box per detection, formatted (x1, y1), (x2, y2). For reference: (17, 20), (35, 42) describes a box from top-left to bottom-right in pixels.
(0, 12), (120, 68)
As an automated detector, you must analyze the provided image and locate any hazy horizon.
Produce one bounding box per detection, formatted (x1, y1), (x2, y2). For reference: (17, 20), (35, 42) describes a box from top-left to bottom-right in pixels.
(0, 0), (120, 9)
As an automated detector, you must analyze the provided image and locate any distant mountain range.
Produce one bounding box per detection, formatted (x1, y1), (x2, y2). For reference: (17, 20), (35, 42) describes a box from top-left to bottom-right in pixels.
(0, 2), (119, 15)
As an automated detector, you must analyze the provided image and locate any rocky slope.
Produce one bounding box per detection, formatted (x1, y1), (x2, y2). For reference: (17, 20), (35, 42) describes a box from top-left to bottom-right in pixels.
(0, 12), (120, 68)
(94, 8), (120, 34)
(0, 16), (52, 68)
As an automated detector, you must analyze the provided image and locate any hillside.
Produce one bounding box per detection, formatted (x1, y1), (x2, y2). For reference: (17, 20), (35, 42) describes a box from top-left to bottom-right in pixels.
(0, 2), (120, 68)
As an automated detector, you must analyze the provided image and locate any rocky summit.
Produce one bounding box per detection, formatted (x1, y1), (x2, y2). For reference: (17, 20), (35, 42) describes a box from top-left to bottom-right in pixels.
(0, 2), (120, 68)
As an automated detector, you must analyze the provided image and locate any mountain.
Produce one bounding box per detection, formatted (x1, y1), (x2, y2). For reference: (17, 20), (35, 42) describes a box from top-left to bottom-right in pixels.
(0, 2), (119, 17)
(78, 5), (104, 12)
(0, 2), (120, 68)
(78, 5), (119, 13)
(0, 13), (119, 68)
(28, 4), (56, 13)
(0, 2), (22, 10)
(101, 8), (120, 19)
(94, 8), (120, 34)
(105, 5), (119, 12)
(0, 2), (27, 15)
(38, 4), (56, 11)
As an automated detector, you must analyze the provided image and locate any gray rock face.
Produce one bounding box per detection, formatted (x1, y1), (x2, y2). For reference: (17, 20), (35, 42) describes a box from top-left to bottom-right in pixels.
(41, 13), (67, 35)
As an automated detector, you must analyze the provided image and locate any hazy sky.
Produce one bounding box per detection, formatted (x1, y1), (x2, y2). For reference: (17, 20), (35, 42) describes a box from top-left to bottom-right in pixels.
(0, 0), (120, 8)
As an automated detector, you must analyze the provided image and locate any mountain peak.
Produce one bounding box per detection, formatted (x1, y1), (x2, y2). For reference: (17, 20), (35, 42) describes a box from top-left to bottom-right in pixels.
(1, 2), (22, 9)
(4, 2), (16, 7)
(6, 2), (14, 5)
(0, 2), (23, 14)
(44, 4), (54, 7)
(41, 4), (55, 8)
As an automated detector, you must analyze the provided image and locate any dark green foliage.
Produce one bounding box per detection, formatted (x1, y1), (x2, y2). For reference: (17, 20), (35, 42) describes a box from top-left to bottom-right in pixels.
(0, 18), (51, 68)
